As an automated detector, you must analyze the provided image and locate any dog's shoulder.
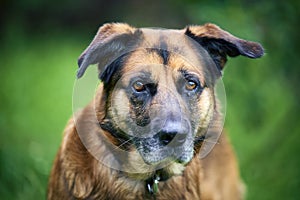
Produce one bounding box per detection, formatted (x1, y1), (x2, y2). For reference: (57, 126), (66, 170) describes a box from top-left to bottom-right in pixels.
(200, 133), (245, 199)
(48, 112), (96, 199)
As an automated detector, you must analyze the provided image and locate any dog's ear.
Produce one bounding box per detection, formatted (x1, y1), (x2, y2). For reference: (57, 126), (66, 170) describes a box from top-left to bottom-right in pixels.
(77, 23), (140, 78)
(184, 23), (264, 70)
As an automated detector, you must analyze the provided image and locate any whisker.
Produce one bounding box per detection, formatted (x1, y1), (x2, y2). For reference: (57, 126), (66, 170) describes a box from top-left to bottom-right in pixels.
(114, 138), (134, 150)
(203, 139), (220, 145)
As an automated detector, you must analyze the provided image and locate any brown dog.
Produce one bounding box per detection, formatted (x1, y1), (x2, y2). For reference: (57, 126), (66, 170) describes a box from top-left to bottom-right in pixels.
(47, 23), (263, 200)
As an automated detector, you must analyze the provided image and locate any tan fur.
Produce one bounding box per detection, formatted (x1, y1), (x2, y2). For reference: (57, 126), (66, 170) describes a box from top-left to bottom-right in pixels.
(48, 23), (263, 200)
(48, 102), (242, 200)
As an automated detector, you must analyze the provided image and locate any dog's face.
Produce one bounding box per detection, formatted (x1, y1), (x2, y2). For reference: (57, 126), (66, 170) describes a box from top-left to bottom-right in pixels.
(106, 47), (215, 165)
(77, 23), (263, 178)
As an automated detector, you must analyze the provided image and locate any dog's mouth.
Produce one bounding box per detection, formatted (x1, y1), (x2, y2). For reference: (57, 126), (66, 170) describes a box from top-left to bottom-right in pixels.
(100, 116), (206, 180)
(133, 132), (195, 165)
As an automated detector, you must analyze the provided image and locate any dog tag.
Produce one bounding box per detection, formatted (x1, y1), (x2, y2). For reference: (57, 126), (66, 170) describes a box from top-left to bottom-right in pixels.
(153, 178), (159, 194)
(146, 174), (160, 195)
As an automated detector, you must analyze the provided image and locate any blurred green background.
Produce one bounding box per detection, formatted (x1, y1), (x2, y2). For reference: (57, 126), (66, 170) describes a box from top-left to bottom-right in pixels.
(1, 0), (299, 199)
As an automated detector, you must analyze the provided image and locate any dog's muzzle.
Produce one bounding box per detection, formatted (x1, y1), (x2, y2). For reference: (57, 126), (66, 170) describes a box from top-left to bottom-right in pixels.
(133, 117), (194, 165)
(156, 119), (189, 146)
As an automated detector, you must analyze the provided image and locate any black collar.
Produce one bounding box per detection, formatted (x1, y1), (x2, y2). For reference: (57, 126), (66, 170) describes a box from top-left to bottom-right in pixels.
(99, 119), (132, 150)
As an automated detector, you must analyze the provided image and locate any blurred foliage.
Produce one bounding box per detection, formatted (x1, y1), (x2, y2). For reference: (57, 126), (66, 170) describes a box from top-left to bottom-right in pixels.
(0, 0), (299, 199)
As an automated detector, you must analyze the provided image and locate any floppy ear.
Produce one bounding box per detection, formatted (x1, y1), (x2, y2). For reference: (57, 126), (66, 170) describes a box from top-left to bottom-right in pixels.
(77, 23), (140, 78)
(185, 23), (264, 70)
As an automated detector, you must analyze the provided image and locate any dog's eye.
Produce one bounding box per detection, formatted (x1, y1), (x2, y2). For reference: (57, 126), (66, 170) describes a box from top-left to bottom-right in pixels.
(185, 80), (197, 91)
(133, 81), (146, 92)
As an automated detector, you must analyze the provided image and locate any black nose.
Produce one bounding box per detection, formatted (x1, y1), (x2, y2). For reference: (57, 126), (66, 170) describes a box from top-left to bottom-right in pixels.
(158, 130), (187, 146)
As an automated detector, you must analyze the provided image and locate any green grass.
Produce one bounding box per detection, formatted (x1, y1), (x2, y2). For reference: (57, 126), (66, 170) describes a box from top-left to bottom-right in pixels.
(0, 30), (299, 199)
(223, 58), (299, 199)
(0, 34), (83, 199)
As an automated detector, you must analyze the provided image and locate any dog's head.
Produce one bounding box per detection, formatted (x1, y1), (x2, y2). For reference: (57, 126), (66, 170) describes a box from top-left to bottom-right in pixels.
(77, 23), (263, 178)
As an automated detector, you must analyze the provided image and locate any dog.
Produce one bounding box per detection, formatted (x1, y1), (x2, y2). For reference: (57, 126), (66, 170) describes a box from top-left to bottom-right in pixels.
(47, 23), (263, 200)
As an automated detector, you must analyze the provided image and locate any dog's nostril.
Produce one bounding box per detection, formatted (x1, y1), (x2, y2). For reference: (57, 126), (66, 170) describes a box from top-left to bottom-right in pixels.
(158, 131), (186, 146)
(159, 131), (176, 145)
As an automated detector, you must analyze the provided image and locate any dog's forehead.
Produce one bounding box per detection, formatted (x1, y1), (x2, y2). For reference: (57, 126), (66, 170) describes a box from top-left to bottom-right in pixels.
(140, 28), (190, 52)
(119, 28), (219, 87)
(140, 28), (183, 43)
(138, 28), (212, 70)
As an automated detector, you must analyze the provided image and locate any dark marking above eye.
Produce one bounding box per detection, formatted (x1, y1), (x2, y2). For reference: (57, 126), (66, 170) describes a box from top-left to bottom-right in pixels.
(157, 35), (169, 65)
(158, 49), (169, 65)
(147, 48), (169, 65)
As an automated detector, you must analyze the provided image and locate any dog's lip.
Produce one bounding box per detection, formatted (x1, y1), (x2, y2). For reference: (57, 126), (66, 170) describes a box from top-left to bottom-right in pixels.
(140, 154), (175, 165)
(137, 145), (194, 166)
(175, 157), (190, 165)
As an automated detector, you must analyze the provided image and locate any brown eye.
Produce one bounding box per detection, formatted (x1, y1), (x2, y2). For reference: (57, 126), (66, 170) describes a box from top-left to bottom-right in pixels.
(185, 80), (197, 91)
(133, 81), (146, 92)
